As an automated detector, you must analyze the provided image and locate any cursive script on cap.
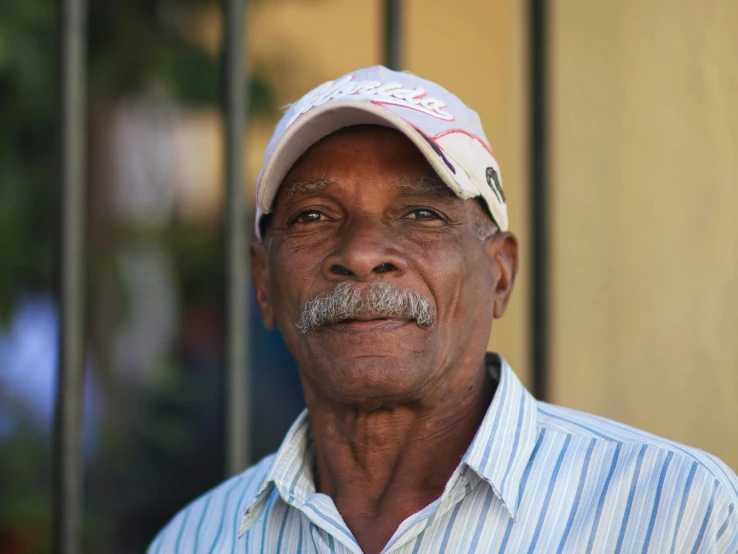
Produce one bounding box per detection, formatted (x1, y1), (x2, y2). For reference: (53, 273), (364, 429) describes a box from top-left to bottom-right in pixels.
(285, 75), (455, 128)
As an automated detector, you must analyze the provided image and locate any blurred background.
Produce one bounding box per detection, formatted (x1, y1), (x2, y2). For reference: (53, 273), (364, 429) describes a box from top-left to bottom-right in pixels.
(1, 0), (737, 552)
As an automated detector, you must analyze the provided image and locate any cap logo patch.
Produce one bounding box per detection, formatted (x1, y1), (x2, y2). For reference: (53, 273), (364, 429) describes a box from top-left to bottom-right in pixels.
(486, 167), (505, 203)
(286, 75), (454, 128)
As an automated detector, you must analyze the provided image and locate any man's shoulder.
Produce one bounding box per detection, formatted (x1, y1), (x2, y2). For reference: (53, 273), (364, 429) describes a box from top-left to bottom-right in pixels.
(146, 454), (276, 553)
(536, 400), (738, 499)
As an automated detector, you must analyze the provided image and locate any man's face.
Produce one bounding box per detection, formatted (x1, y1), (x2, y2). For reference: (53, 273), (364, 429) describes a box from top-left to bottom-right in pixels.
(252, 127), (517, 406)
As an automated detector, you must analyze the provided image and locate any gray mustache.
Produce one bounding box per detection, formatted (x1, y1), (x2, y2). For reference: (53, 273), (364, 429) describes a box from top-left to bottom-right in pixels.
(296, 281), (434, 333)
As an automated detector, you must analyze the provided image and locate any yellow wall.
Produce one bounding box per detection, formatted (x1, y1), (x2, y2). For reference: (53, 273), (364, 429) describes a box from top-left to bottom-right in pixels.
(247, 0), (530, 385)
(551, 0), (738, 469)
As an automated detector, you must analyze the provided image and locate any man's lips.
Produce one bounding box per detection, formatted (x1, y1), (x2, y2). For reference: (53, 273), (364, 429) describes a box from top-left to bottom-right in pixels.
(322, 316), (412, 333)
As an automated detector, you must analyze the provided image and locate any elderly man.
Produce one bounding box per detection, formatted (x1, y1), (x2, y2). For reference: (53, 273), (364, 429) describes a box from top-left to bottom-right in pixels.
(150, 67), (738, 553)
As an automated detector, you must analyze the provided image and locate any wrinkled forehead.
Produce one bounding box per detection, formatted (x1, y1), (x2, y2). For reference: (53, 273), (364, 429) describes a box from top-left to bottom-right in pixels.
(276, 124), (452, 197)
(280, 174), (454, 200)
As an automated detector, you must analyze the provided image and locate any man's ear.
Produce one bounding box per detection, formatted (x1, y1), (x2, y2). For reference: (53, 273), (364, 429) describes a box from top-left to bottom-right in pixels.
(484, 232), (519, 319)
(251, 242), (275, 330)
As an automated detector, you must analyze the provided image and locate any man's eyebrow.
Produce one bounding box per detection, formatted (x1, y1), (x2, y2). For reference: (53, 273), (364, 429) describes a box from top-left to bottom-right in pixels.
(397, 175), (455, 198)
(283, 175), (454, 198)
(284, 178), (338, 196)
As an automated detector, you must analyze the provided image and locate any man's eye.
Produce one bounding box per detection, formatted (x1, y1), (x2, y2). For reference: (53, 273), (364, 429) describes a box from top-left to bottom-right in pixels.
(294, 210), (325, 224)
(406, 208), (440, 220)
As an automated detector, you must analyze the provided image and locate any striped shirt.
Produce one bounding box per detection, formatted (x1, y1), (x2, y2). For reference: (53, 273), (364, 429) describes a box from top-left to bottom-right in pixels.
(149, 354), (738, 553)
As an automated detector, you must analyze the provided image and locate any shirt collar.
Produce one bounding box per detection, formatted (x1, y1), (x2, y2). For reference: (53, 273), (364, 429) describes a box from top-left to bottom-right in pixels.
(237, 412), (314, 538)
(264, 409), (316, 506)
(239, 353), (538, 537)
(461, 353), (539, 519)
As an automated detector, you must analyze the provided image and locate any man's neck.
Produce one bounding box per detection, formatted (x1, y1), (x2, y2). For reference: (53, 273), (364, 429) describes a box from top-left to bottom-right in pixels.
(305, 360), (496, 554)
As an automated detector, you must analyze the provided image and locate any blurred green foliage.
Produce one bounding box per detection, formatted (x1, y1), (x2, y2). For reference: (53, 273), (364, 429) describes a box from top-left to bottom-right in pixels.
(0, 0), (57, 322)
(0, 0), (276, 321)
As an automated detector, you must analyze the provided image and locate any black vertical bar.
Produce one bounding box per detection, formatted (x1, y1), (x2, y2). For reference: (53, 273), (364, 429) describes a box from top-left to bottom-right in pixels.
(224, 0), (251, 477)
(529, 0), (549, 401)
(383, 0), (402, 70)
(54, 0), (87, 551)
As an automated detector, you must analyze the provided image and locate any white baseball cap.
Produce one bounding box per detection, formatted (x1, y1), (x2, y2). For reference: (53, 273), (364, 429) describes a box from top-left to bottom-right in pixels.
(255, 65), (508, 239)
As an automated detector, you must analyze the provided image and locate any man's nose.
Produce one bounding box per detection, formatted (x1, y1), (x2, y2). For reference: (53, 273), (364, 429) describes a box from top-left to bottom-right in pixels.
(321, 215), (408, 281)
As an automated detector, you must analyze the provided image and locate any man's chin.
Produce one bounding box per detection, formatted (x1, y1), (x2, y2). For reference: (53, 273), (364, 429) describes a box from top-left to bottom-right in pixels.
(302, 331), (435, 403)
(317, 356), (431, 405)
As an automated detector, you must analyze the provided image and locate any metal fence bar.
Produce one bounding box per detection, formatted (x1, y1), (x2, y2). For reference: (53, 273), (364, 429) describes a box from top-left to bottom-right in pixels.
(529, 0), (549, 401)
(224, 0), (251, 477)
(53, 0), (87, 551)
(383, 0), (402, 70)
